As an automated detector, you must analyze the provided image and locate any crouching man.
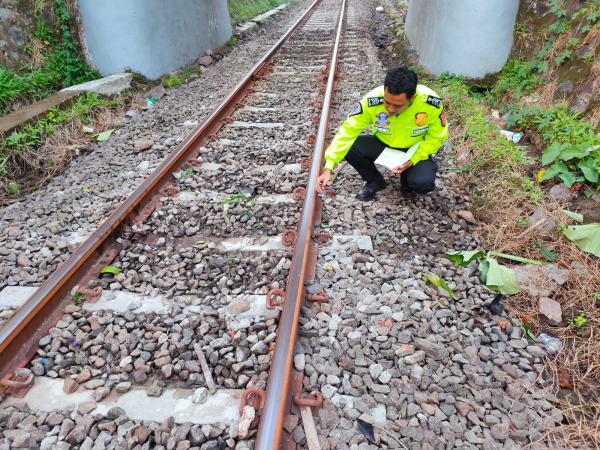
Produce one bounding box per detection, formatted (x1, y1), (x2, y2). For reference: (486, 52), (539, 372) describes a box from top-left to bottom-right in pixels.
(316, 67), (448, 200)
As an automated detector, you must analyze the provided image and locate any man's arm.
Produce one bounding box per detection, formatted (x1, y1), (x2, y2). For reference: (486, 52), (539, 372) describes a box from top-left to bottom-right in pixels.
(410, 104), (449, 165)
(323, 101), (371, 171)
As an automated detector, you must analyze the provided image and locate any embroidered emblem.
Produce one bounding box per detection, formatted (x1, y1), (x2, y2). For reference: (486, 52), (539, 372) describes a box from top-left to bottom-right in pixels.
(368, 97), (385, 107)
(426, 95), (442, 108)
(376, 112), (390, 127)
(349, 102), (362, 117)
(440, 110), (447, 127)
(415, 112), (429, 127)
(412, 126), (429, 136)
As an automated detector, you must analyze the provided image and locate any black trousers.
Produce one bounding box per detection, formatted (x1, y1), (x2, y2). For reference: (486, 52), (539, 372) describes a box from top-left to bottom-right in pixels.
(344, 135), (438, 194)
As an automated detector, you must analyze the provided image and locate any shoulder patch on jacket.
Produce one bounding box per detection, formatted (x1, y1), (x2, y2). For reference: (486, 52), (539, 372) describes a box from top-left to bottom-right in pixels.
(349, 102), (362, 117)
(367, 97), (384, 107)
(426, 95), (442, 108)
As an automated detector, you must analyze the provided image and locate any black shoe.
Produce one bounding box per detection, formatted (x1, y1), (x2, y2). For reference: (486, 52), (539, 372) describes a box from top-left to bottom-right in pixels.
(356, 177), (387, 201)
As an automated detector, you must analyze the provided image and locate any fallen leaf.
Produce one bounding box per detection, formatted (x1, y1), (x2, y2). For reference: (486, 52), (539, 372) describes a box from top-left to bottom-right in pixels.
(425, 273), (458, 300)
(479, 258), (521, 295)
(536, 168), (545, 183)
(561, 209), (583, 223)
(96, 129), (114, 142)
(83, 125), (94, 133)
(558, 368), (573, 390)
(563, 223), (600, 257)
(100, 265), (121, 276)
(498, 320), (508, 330)
(445, 250), (485, 267)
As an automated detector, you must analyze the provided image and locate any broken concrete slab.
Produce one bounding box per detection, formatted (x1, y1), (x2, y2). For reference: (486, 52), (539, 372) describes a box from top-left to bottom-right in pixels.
(230, 121), (284, 129)
(174, 190), (296, 206)
(332, 234), (374, 251)
(62, 73), (133, 96)
(2, 376), (242, 426)
(235, 21), (258, 35)
(0, 286), (37, 308)
(0, 91), (79, 134)
(252, 9), (280, 25)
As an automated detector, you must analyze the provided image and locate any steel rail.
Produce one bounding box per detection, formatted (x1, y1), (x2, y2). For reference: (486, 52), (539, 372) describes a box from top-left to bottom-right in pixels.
(0, 0), (323, 382)
(254, 0), (347, 447)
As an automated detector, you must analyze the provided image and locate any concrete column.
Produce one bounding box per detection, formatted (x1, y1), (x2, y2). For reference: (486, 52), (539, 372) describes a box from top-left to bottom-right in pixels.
(79, 0), (232, 80)
(405, 0), (520, 78)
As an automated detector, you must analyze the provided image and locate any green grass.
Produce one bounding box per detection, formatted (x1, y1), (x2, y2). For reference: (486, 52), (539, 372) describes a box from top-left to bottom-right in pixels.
(0, 93), (112, 178)
(0, 0), (99, 114)
(433, 75), (544, 207)
(227, 0), (289, 24)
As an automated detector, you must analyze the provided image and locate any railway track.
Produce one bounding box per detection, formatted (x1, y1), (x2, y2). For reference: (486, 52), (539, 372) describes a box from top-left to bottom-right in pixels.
(0, 0), (562, 448)
(0, 0), (348, 449)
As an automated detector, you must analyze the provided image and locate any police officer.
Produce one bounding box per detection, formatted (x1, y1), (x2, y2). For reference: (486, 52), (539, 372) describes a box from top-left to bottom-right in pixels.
(316, 67), (448, 201)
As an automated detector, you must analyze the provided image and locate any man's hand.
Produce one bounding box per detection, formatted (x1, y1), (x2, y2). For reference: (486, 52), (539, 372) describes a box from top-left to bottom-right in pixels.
(392, 161), (413, 174)
(316, 169), (331, 193)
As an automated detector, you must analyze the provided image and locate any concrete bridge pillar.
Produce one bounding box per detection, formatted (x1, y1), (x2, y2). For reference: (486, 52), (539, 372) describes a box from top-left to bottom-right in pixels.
(405, 0), (520, 78)
(79, 0), (232, 80)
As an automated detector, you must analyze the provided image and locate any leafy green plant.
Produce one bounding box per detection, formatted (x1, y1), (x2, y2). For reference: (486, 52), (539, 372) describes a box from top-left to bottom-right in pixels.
(6, 181), (21, 195)
(507, 105), (600, 189)
(539, 142), (599, 187)
(572, 314), (588, 328)
(491, 59), (541, 100)
(180, 167), (194, 180)
(554, 50), (573, 65)
(71, 292), (85, 304)
(549, 0), (567, 18)
(163, 73), (183, 89)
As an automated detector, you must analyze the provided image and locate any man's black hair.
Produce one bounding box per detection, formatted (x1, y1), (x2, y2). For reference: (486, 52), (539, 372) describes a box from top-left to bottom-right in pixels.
(384, 67), (418, 98)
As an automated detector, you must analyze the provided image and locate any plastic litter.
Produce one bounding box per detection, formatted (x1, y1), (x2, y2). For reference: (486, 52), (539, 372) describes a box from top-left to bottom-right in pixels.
(539, 333), (562, 355)
(500, 129), (523, 144)
(147, 97), (157, 110)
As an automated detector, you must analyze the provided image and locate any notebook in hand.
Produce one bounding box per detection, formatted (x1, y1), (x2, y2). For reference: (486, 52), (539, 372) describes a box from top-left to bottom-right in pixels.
(374, 143), (419, 171)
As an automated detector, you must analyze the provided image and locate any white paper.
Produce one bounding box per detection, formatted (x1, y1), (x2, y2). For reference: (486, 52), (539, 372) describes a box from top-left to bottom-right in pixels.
(374, 143), (420, 170)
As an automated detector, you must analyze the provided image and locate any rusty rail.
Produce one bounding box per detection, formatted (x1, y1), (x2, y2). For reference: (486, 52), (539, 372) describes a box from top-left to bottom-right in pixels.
(0, 0), (323, 382)
(254, 0), (347, 448)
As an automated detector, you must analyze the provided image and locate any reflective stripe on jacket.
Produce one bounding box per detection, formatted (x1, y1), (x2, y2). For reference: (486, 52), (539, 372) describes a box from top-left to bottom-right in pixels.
(324, 84), (449, 171)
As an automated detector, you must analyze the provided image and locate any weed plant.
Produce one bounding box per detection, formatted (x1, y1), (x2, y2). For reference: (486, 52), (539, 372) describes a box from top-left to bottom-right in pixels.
(227, 0), (289, 24)
(0, 93), (112, 178)
(0, 0), (98, 114)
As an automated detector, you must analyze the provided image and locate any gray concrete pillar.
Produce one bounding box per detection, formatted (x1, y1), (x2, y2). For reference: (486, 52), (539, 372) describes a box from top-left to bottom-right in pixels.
(79, 0), (232, 80)
(405, 0), (520, 78)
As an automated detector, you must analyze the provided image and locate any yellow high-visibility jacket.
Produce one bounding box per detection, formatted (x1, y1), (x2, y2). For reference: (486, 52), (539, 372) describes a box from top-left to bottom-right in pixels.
(324, 84), (448, 171)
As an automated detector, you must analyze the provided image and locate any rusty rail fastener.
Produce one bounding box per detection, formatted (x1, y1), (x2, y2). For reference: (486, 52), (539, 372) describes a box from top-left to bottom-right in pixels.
(266, 289), (286, 309)
(240, 387), (266, 414)
(282, 229), (298, 247)
(293, 187), (306, 201)
(77, 286), (102, 303)
(294, 391), (323, 408)
(301, 157), (313, 169)
(307, 292), (329, 304)
(1, 368), (34, 398)
(307, 134), (316, 145)
(163, 185), (180, 197)
(314, 231), (331, 244)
